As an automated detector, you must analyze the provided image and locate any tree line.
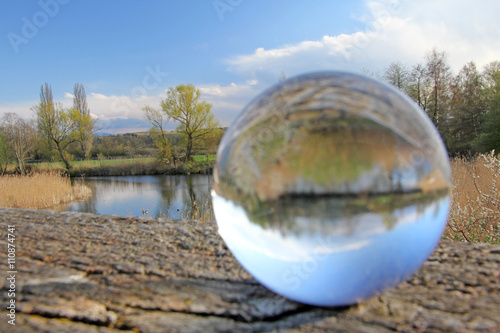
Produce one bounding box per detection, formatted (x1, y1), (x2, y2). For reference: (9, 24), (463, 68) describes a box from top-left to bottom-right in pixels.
(0, 83), (97, 174)
(380, 48), (500, 156)
(2, 51), (498, 175)
(0, 82), (222, 175)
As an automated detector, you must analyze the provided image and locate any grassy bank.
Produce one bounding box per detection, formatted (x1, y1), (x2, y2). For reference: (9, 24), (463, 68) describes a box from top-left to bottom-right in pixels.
(25, 155), (216, 177)
(0, 172), (92, 209)
(443, 152), (500, 244)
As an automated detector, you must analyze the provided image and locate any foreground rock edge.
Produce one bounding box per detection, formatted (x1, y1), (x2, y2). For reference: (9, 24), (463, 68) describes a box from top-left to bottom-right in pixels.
(0, 207), (498, 332)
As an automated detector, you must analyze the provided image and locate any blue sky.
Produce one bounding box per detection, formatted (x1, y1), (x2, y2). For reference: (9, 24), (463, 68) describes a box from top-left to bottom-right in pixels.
(1, 0), (499, 133)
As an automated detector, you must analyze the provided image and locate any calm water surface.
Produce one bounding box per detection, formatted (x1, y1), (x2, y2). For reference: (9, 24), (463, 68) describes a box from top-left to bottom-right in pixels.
(61, 174), (214, 220)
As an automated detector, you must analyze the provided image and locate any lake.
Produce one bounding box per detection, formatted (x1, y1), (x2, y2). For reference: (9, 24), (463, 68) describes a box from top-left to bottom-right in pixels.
(59, 174), (214, 220)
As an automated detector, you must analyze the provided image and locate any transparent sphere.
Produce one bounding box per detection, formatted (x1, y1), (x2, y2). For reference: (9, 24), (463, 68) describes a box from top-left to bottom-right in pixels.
(212, 71), (451, 307)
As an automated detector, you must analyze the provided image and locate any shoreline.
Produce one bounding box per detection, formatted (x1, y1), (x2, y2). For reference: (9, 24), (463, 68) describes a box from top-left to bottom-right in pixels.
(68, 164), (214, 178)
(15, 157), (215, 178)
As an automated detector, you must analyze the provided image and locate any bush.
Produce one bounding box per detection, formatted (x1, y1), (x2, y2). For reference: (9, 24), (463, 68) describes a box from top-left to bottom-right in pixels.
(444, 151), (500, 244)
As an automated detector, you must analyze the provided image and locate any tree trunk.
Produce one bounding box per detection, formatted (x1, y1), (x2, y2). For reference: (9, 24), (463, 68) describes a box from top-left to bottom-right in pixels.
(0, 208), (498, 332)
(55, 141), (71, 171)
(15, 155), (26, 175)
(80, 141), (88, 160)
(186, 134), (193, 161)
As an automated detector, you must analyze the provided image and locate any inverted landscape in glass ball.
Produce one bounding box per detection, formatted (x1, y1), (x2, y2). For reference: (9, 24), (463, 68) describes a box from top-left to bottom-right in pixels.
(212, 71), (451, 307)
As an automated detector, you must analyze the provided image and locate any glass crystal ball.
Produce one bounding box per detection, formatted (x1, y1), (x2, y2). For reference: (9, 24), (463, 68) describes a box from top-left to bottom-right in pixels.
(212, 71), (451, 307)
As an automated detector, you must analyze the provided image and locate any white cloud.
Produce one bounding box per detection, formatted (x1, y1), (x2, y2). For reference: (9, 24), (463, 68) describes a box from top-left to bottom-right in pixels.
(4, 0), (498, 133)
(86, 82), (257, 128)
(226, 0), (500, 85)
(0, 83), (253, 131)
(198, 82), (261, 126)
(0, 100), (39, 120)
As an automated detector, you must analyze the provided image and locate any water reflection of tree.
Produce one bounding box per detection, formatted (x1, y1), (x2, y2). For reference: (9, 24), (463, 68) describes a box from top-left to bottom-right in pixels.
(156, 174), (214, 220)
(244, 189), (449, 237)
(61, 175), (214, 220)
(68, 178), (98, 214)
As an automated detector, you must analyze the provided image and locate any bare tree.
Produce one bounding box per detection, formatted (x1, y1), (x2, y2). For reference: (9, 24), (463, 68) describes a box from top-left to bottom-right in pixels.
(73, 83), (90, 116)
(40, 82), (53, 106)
(425, 48), (452, 130)
(1, 113), (37, 175)
(407, 63), (431, 112)
(383, 61), (410, 91)
(73, 83), (96, 159)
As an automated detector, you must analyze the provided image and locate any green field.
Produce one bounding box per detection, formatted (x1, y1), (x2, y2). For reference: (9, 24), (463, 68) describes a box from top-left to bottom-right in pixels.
(29, 157), (156, 170)
(20, 155), (217, 177)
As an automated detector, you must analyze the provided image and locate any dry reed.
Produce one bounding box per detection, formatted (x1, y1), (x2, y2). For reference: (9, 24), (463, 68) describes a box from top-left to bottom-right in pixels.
(157, 199), (215, 222)
(444, 151), (500, 244)
(186, 199), (215, 222)
(0, 172), (92, 210)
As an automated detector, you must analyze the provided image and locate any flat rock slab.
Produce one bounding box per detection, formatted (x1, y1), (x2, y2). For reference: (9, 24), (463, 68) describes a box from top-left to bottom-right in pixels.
(0, 207), (498, 332)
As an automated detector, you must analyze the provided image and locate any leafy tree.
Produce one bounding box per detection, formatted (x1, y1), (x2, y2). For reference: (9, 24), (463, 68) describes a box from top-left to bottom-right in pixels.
(143, 105), (172, 164)
(482, 61), (500, 89)
(474, 71), (500, 152)
(379, 52), (500, 156)
(448, 62), (486, 156)
(200, 127), (224, 158)
(31, 129), (53, 161)
(33, 83), (78, 170)
(1, 113), (36, 175)
(482, 61), (500, 114)
(73, 83), (96, 159)
(157, 84), (219, 161)
(0, 130), (12, 175)
(474, 101), (500, 152)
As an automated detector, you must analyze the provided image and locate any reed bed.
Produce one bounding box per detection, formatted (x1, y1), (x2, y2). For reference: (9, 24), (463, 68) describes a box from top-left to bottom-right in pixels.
(444, 151), (500, 244)
(0, 172), (92, 210)
(156, 199), (215, 222)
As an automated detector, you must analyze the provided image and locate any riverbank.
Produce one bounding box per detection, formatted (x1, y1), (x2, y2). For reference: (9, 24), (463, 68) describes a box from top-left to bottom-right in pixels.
(24, 156), (215, 177)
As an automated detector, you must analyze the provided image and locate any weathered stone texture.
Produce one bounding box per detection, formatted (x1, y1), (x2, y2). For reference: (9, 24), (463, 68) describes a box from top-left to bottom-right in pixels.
(0, 207), (498, 332)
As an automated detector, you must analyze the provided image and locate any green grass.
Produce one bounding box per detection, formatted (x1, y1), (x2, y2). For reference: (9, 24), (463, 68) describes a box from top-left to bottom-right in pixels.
(193, 154), (216, 162)
(23, 155), (216, 177)
(29, 155), (215, 170)
(30, 157), (155, 170)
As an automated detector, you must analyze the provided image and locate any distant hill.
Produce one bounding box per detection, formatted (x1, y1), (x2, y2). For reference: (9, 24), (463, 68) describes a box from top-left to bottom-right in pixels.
(97, 117), (154, 134)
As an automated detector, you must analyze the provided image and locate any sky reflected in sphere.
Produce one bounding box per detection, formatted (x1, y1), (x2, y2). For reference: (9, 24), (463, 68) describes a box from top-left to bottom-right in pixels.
(212, 71), (451, 307)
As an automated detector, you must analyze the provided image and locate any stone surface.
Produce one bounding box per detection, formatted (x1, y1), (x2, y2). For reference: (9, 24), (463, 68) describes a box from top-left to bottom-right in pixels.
(0, 207), (498, 332)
